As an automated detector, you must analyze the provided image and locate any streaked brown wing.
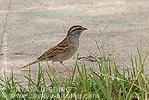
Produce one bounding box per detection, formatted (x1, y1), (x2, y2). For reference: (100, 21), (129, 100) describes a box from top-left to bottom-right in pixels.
(38, 38), (69, 61)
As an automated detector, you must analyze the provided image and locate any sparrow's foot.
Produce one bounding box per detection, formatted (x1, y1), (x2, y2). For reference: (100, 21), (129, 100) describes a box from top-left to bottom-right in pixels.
(63, 68), (72, 72)
(60, 62), (72, 72)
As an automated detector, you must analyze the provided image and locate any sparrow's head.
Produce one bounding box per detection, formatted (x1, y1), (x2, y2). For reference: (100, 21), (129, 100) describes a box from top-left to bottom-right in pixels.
(68, 25), (87, 36)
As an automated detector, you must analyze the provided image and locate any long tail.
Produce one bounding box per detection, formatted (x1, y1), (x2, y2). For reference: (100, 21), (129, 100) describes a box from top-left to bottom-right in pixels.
(21, 60), (38, 69)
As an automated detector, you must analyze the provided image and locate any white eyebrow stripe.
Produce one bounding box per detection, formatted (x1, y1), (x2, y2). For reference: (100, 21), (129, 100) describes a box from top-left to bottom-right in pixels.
(72, 27), (81, 30)
(70, 27), (82, 33)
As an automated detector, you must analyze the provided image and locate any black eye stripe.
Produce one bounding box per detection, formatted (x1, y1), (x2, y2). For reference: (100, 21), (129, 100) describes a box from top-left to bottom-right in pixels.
(70, 28), (82, 33)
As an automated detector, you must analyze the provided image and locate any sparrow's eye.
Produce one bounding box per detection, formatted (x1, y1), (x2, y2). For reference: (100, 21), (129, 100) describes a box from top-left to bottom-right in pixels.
(74, 28), (83, 31)
(70, 28), (80, 33)
(77, 28), (82, 30)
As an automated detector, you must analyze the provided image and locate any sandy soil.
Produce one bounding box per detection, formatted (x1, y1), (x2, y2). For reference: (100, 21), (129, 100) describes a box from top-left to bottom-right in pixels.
(0, 0), (149, 84)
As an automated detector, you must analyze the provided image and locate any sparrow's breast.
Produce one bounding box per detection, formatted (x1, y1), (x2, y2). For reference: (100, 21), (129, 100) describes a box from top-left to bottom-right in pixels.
(53, 37), (79, 62)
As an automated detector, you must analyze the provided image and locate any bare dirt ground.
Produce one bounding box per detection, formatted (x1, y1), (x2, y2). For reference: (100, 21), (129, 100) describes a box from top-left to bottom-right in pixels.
(0, 0), (149, 84)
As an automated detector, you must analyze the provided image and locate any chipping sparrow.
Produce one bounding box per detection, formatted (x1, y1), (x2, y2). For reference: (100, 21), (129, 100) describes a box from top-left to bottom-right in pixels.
(22, 25), (87, 71)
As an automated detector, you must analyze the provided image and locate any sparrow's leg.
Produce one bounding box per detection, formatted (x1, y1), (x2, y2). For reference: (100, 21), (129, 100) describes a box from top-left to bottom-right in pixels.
(60, 62), (72, 72)
(52, 61), (56, 72)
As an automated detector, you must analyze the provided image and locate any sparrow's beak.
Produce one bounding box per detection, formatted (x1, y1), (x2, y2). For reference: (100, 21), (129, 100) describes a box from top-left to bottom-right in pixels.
(83, 27), (87, 30)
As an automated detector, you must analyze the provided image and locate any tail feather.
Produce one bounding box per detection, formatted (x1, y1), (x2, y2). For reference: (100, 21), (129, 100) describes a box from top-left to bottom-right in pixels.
(21, 60), (38, 69)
